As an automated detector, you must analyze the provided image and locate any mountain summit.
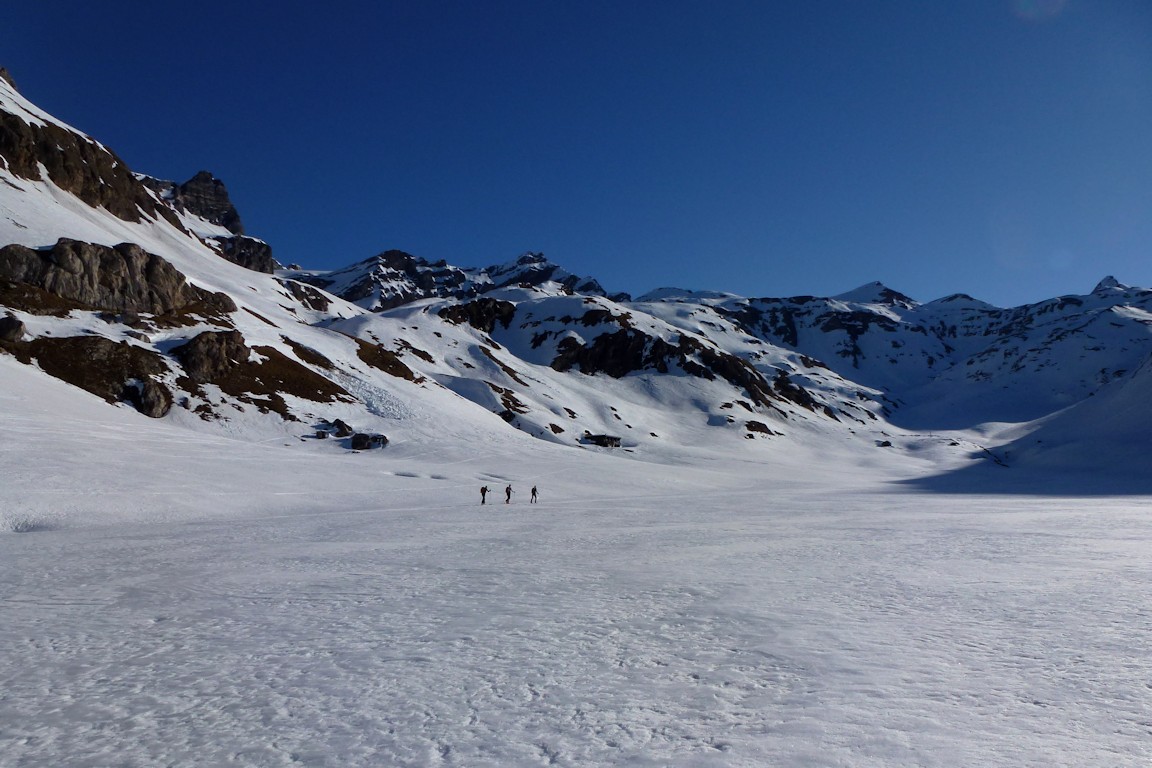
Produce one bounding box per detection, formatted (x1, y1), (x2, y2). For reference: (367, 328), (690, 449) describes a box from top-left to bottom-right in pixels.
(286, 250), (624, 312)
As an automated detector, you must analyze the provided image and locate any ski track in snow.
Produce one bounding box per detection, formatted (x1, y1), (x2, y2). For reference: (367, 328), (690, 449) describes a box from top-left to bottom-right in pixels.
(2, 490), (1151, 767)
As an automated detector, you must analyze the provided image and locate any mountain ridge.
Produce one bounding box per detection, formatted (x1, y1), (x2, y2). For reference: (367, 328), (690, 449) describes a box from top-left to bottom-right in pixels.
(2, 70), (1149, 482)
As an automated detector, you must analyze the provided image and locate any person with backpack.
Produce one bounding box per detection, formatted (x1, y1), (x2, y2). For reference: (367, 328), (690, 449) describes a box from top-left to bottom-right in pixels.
(530, 485), (538, 503)
(505, 484), (513, 504)
(480, 486), (489, 505)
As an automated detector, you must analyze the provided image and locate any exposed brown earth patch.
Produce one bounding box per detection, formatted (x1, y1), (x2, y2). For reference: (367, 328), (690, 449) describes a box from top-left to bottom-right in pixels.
(354, 338), (421, 382)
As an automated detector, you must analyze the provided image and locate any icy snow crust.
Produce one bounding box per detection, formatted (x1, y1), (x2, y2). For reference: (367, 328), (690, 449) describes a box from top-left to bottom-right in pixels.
(3, 356), (1152, 767)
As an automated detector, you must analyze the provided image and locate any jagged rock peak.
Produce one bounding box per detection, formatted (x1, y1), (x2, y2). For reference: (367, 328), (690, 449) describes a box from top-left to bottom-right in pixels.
(178, 171), (244, 235)
(924, 293), (998, 310)
(833, 281), (918, 308)
(141, 172), (243, 234)
(376, 249), (424, 269)
(487, 251), (554, 278)
(486, 251), (613, 297)
(138, 171), (270, 271)
(0, 67), (16, 90)
(1093, 276), (1129, 294)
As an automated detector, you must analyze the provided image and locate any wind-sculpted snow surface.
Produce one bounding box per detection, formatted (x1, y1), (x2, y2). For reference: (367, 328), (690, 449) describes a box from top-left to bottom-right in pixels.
(3, 355), (1152, 766)
(3, 460), (1151, 765)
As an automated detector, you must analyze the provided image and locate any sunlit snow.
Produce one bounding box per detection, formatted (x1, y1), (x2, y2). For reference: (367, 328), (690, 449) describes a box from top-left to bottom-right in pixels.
(3, 67), (1151, 767)
(2, 355), (1150, 767)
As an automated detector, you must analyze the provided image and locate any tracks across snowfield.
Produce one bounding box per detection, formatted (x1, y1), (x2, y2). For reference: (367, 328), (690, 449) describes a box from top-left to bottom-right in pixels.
(2, 484), (1152, 767)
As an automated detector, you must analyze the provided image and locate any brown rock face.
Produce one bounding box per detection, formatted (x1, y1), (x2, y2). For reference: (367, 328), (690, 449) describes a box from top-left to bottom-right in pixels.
(0, 100), (178, 227)
(172, 330), (251, 384)
(176, 171), (244, 235)
(354, 339), (420, 382)
(211, 235), (275, 274)
(437, 298), (517, 334)
(139, 171), (244, 235)
(7, 335), (173, 418)
(0, 313), (24, 342)
(172, 333), (353, 421)
(0, 239), (236, 316)
(124, 377), (174, 418)
(551, 329), (780, 408)
(139, 173), (275, 273)
(280, 279), (331, 312)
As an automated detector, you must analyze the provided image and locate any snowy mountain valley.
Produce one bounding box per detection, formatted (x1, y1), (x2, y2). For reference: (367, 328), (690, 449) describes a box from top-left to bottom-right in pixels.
(2, 69), (1151, 766)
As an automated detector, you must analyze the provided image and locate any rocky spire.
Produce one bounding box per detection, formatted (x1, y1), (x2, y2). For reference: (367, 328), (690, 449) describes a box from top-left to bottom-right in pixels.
(177, 171), (244, 235)
(1092, 276), (1126, 294)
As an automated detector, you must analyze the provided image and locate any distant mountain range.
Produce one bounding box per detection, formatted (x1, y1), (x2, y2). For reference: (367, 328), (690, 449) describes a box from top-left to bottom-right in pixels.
(2, 68), (1150, 479)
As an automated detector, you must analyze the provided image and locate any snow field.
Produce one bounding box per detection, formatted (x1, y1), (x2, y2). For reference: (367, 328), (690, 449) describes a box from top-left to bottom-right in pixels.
(3, 461), (1152, 766)
(3, 300), (1151, 767)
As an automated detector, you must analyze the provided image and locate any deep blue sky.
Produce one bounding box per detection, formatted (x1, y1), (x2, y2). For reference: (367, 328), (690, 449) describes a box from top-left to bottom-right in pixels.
(4, 1), (1151, 306)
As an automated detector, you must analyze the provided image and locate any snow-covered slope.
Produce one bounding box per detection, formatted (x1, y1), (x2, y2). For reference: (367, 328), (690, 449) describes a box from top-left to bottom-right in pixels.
(639, 278), (1152, 429)
(286, 250), (623, 312)
(2, 71), (1150, 489)
(1001, 350), (1152, 481)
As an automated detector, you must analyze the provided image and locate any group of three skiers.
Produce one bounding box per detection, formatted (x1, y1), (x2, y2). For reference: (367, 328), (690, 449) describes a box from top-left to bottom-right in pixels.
(479, 484), (537, 504)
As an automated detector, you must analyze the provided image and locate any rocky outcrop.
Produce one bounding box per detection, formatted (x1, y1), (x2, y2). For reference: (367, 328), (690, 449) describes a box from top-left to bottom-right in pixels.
(354, 339), (420, 381)
(172, 333), (352, 421)
(552, 329), (653, 379)
(0, 313), (24, 342)
(299, 250), (473, 310)
(719, 302), (801, 348)
(7, 335), (172, 417)
(438, 298), (517, 334)
(772, 370), (822, 412)
(122, 377), (173, 418)
(0, 239), (236, 316)
(486, 252), (624, 298)
(139, 171), (245, 235)
(138, 173), (274, 273)
(172, 330), (250, 383)
(350, 433), (388, 450)
(375, 250), (470, 307)
(0, 93), (178, 227)
(551, 329), (780, 408)
(279, 279), (331, 312)
(177, 171), (243, 234)
(290, 250), (628, 311)
(210, 235), (275, 274)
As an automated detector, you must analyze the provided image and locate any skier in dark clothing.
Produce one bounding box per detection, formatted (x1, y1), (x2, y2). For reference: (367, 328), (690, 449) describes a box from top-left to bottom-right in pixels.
(505, 484), (513, 504)
(530, 485), (538, 503)
(480, 486), (489, 505)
